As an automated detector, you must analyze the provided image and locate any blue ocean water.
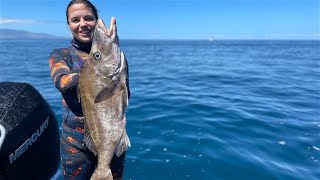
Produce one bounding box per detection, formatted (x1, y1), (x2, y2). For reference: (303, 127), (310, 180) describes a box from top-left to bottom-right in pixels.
(0, 39), (319, 180)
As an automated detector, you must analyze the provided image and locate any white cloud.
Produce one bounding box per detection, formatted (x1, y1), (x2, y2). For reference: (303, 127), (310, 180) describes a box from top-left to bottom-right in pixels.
(0, 18), (43, 25)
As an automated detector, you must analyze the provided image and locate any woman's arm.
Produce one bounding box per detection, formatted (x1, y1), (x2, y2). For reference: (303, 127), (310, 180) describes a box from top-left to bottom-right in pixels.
(49, 49), (79, 93)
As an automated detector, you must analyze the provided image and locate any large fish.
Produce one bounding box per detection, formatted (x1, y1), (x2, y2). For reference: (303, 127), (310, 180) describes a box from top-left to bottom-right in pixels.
(78, 18), (130, 180)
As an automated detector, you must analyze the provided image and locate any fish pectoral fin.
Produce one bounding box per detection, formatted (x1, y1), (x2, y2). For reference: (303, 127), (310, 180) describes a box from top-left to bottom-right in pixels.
(84, 122), (97, 156)
(94, 84), (116, 103)
(115, 129), (131, 157)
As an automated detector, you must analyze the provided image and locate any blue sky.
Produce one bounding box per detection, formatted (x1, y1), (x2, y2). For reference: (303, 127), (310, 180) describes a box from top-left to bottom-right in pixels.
(0, 0), (319, 40)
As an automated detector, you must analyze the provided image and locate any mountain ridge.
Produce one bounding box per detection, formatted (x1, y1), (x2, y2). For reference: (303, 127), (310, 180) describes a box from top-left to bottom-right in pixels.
(0, 29), (67, 39)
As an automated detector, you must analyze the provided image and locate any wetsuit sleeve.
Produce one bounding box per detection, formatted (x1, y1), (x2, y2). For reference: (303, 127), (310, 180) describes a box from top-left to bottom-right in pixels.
(49, 49), (79, 93)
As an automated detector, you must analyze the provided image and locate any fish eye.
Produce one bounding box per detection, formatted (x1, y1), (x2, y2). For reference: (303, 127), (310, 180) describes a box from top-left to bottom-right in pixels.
(94, 52), (101, 60)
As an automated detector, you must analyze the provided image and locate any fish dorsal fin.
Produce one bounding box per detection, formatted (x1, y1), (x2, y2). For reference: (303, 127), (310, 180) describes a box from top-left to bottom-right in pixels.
(94, 80), (117, 103)
(84, 121), (97, 156)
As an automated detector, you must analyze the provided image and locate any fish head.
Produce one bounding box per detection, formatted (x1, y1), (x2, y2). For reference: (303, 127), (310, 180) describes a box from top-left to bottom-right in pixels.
(88, 18), (121, 77)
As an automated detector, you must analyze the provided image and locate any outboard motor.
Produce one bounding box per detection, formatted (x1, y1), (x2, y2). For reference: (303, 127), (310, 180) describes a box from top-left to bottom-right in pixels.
(0, 82), (60, 179)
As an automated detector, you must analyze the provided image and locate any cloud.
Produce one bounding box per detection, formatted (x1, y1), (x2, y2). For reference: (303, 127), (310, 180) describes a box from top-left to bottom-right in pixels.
(0, 18), (44, 25)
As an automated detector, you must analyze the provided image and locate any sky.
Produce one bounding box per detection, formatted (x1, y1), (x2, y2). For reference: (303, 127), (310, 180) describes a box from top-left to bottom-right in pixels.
(0, 0), (319, 40)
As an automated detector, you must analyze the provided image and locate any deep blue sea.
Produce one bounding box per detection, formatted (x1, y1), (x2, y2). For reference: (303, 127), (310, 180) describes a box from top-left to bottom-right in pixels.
(0, 39), (319, 180)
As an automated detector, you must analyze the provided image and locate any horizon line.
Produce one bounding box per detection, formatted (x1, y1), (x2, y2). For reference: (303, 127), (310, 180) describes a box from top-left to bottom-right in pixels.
(1, 38), (319, 41)
(0, 28), (319, 41)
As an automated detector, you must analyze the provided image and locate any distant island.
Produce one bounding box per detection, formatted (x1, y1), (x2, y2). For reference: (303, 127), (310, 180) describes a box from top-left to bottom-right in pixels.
(0, 29), (66, 40)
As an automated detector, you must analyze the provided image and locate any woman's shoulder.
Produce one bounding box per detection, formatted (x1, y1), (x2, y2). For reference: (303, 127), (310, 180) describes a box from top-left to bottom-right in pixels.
(50, 47), (71, 57)
(48, 47), (73, 68)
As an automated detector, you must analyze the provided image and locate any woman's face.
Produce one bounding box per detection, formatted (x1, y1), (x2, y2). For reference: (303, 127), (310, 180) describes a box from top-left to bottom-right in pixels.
(67, 3), (97, 43)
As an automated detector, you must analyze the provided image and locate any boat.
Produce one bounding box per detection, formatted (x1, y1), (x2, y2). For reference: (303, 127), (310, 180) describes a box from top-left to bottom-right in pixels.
(0, 82), (60, 179)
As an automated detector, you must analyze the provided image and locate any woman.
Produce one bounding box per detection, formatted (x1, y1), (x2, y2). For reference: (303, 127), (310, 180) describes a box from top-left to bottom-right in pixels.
(49, 0), (126, 179)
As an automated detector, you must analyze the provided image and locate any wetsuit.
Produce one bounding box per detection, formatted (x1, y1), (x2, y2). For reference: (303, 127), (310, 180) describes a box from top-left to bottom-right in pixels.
(49, 39), (126, 180)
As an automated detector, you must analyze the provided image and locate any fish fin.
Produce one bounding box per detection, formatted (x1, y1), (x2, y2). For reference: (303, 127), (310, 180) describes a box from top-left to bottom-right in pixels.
(84, 121), (97, 156)
(94, 83), (116, 103)
(115, 129), (131, 157)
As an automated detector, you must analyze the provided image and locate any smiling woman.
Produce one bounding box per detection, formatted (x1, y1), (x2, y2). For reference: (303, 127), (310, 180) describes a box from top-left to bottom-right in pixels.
(48, 0), (126, 179)
(66, 1), (98, 43)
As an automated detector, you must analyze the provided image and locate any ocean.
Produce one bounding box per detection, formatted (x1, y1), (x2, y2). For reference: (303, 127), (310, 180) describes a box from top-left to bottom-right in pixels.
(0, 39), (319, 180)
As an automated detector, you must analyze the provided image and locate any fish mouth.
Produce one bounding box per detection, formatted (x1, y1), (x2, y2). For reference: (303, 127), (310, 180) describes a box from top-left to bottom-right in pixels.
(95, 18), (118, 41)
(96, 19), (110, 37)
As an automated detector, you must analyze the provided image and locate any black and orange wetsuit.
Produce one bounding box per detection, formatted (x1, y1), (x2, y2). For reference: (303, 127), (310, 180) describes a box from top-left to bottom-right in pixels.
(49, 39), (125, 179)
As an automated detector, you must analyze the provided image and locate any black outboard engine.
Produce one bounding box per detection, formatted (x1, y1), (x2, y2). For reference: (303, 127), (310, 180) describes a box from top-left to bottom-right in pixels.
(0, 82), (60, 179)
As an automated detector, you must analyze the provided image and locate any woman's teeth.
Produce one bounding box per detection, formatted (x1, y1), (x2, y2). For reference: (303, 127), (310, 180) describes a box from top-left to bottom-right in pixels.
(81, 30), (90, 35)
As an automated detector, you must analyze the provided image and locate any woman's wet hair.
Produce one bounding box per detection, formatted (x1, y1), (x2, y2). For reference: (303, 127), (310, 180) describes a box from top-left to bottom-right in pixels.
(66, 0), (98, 24)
